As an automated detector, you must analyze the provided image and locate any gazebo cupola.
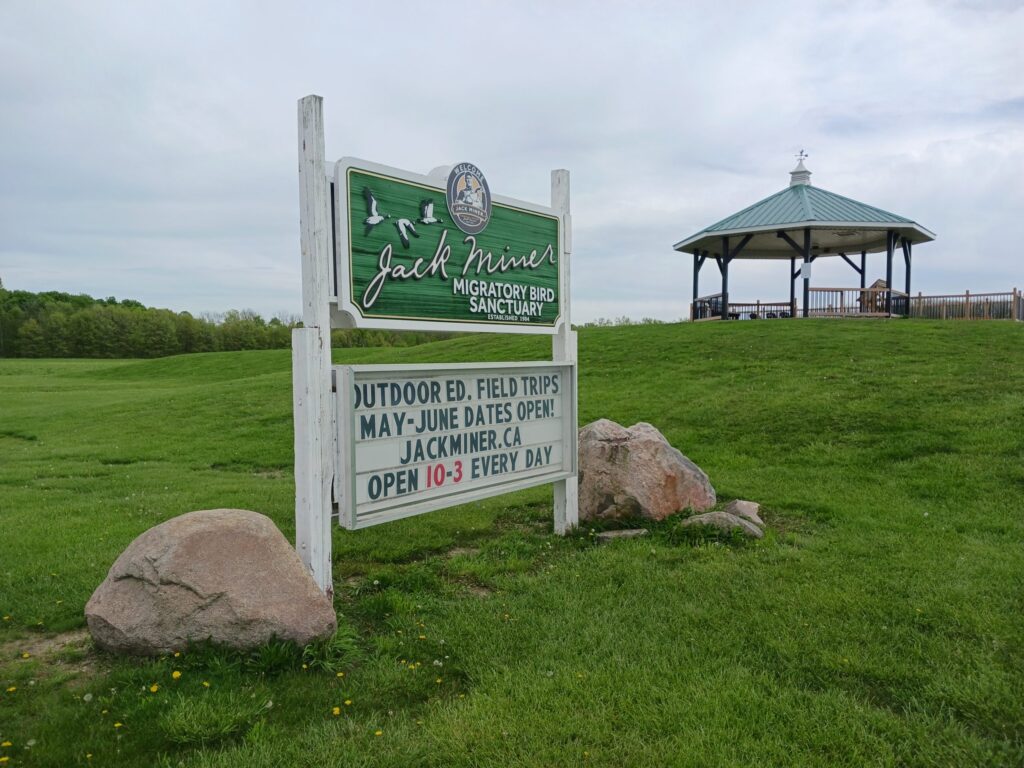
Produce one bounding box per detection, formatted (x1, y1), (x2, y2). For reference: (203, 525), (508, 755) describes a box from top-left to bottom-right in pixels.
(789, 157), (812, 186)
(674, 155), (936, 320)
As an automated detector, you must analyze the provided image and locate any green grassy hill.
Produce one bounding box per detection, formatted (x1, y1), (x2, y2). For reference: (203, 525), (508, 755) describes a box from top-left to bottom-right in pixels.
(1, 321), (1022, 766)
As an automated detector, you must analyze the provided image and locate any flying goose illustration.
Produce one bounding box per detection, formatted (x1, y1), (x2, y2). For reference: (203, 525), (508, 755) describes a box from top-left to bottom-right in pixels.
(394, 218), (419, 248)
(419, 199), (442, 225)
(363, 188), (389, 235)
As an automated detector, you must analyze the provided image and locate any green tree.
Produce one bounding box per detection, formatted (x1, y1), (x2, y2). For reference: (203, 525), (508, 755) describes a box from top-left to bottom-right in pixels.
(128, 310), (179, 357)
(43, 312), (71, 357)
(17, 318), (47, 357)
(219, 310), (267, 350)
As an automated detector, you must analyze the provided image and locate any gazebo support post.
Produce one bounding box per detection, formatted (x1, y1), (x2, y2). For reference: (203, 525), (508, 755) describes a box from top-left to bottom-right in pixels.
(692, 253), (699, 303)
(902, 239), (912, 314)
(789, 257), (797, 317)
(691, 250), (707, 320)
(778, 230), (809, 317)
(860, 251), (867, 290)
(720, 236), (730, 320)
(885, 230), (894, 315)
(802, 227), (811, 318)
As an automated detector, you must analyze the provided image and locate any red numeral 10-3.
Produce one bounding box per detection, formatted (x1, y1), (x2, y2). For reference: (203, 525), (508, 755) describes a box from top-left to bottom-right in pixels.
(425, 461), (463, 488)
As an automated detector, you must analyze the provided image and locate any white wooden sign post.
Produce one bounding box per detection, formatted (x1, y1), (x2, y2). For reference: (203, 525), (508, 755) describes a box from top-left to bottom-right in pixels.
(293, 94), (578, 593)
(294, 96), (334, 593)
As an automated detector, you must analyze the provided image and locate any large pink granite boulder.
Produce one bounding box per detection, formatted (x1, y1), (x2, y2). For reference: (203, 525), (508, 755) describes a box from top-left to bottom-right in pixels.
(86, 509), (336, 655)
(578, 420), (716, 521)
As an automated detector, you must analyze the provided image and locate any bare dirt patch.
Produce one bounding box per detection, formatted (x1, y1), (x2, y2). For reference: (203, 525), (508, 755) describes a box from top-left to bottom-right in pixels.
(253, 468), (286, 480)
(2, 628), (103, 682)
(3, 628), (89, 658)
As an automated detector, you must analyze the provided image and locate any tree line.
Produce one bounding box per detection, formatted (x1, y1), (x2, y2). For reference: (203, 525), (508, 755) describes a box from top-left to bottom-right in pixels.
(0, 283), (453, 358)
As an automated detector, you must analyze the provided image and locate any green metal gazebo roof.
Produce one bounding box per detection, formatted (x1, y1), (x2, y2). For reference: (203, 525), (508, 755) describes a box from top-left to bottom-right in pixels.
(673, 161), (936, 259)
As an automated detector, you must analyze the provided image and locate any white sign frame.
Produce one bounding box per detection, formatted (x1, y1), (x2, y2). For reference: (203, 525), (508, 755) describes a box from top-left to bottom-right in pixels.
(335, 361), (577, 530)
(293, 95), (578, 595)
(331, 157), (565, 335)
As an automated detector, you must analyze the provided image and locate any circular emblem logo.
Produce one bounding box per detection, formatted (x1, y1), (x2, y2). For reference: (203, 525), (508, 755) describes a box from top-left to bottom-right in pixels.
(446, 162), (491, 235)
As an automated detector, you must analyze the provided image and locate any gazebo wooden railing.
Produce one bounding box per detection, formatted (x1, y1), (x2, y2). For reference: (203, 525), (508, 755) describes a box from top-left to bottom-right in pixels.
(691, 288), (1023, 321)
(726, 300), (795, 320)
(691, 292), (724, 321)
(806, 287), (907, 317)
(691, 295), (796, 321)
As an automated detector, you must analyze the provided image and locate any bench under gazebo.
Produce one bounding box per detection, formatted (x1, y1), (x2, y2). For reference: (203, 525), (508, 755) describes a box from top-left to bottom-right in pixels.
(674, 156), (936, 320)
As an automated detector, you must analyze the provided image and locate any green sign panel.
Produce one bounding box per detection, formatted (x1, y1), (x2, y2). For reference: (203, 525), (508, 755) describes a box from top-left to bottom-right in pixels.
(334, 160), (561, 333)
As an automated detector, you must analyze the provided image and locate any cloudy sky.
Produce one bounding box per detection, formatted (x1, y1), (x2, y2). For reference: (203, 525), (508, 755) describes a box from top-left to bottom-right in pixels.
(2, 0), (1022, 322)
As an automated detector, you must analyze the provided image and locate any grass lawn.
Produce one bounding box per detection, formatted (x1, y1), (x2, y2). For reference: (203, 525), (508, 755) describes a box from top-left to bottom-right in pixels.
(1, 320), (1022, 766)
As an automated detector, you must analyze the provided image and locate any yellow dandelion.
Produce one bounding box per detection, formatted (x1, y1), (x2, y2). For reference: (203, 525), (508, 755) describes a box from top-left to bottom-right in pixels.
(171, 670), (182, 680)
(173, 651), (181, 658)
(435, 677), (442, 684)
(101, 709), (108, 714)
(114, 722), (123, 728)
(331, 706), (341, 716)
(202, 681), (210, 688)
(1, 741), (10, 747)
(374, 729), (383, 737)
(302, 664), (308, 670)
(418, 634), (426, 640)
(0, 757), (9, 764)
(344, 699), (352, 706)
(21, 652), (30, 659)
(1, 615), (9, 621)
(336, 671), (345, 677)
(5, 686), (15, 693)
(149, 684), (159, 693)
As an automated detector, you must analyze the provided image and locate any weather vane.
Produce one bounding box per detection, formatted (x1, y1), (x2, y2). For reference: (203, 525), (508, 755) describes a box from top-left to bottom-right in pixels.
(795, 149), (808, 162)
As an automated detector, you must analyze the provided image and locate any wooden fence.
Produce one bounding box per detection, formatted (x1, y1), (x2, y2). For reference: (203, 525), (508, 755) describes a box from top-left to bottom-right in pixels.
(907, 290), (1021, 321)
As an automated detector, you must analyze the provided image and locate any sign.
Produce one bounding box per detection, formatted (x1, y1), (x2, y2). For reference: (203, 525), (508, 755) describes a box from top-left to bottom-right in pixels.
(332, 158), (561, 334)
(293, 95), (576, 594)
(335, 361), (576, 529)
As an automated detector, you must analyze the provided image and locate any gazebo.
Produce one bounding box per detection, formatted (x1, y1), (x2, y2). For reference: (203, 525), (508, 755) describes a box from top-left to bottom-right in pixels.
(674, 157), (936, 320)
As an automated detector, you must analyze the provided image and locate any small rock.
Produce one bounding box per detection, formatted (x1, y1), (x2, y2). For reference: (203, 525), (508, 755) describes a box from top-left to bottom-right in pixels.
(680, 511), (763, 539)
(595, 529), (650, 542)
(86, 509), (336, 655)
(578, 419), (716, 522)
(722, 500), (764, 527)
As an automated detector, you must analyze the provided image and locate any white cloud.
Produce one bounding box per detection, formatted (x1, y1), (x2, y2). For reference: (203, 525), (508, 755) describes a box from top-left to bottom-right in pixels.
(1, 0), (1022, 322)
